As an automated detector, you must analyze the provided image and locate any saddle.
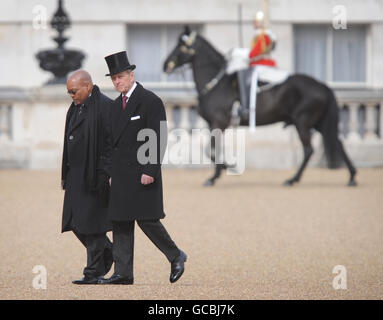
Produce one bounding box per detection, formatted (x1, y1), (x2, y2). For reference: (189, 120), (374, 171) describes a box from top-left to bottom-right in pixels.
(226, 48), (290, 122)
(237, 66), (290, 107)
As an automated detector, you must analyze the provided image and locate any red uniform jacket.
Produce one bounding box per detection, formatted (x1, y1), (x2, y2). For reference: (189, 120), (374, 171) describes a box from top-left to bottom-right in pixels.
(249, 31), (276, 67)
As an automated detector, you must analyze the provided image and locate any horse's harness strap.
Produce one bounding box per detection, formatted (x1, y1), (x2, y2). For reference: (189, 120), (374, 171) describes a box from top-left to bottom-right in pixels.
(182, 31), (226, 98)
(201, 66), (227, 96)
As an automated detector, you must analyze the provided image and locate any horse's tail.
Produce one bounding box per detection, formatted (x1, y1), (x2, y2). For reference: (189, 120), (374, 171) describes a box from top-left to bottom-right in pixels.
(317, 88), (344, 168)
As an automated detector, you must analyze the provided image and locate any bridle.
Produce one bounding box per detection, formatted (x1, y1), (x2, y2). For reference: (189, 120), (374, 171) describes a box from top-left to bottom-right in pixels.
(176, 31), (227, 97)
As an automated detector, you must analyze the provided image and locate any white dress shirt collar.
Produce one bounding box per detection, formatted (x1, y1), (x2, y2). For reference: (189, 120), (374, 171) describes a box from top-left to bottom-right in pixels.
(123, 82), (137, 99)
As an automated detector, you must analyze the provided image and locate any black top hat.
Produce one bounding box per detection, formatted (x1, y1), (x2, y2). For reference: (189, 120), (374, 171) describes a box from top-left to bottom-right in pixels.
(104, 51), (136, 76)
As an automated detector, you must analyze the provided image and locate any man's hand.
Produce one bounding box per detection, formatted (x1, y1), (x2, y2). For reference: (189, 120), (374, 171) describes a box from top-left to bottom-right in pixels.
(109, 177), (112, 186)
(141, 174), (154, 185)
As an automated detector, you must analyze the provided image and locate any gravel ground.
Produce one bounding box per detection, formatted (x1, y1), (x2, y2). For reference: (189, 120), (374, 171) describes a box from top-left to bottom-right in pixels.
(0, 167), (382, 300)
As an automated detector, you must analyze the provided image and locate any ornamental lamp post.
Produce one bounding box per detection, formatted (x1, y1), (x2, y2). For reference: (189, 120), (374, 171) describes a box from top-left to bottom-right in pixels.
(36, 0), (85, 85)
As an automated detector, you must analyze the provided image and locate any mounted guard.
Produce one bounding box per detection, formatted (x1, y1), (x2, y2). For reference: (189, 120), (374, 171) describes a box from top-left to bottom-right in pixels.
(227, 11), (289, 128)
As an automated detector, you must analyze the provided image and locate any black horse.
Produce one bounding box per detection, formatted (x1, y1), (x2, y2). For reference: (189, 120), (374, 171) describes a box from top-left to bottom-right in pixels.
(163, 27), (357, 187)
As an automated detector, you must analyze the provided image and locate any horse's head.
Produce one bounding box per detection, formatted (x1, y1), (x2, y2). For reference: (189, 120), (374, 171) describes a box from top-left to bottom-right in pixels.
(163, 26), (198, 74)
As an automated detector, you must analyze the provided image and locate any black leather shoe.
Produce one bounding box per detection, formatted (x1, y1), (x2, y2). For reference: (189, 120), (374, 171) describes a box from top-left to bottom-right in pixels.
(98, 274), (134, 285)
(72, 276), (100, 285)
(170, 250), (187, 283)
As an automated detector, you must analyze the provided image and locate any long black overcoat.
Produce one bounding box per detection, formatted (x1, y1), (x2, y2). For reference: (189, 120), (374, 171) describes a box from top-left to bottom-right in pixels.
(61, 92), (113, 235)
(108, 82), (167, 221)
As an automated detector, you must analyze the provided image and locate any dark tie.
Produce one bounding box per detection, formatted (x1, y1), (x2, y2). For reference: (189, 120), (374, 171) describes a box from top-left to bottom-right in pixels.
(122, 96), (128, 110)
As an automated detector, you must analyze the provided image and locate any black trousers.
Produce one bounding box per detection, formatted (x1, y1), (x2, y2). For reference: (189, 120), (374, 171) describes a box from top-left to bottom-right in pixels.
(73, 230), (113, 278)
(112, 220), (180, 279)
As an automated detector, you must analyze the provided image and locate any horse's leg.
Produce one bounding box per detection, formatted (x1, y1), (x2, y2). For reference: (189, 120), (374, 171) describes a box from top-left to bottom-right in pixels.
(204, 129), (226, 186)
(284, 125), (313, 186)
(204, 164), (227, 186)
(336, 138), (357, 186)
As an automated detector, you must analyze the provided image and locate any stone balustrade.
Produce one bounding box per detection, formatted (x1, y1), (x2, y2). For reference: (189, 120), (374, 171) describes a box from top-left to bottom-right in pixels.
(0, 85), (382, 169)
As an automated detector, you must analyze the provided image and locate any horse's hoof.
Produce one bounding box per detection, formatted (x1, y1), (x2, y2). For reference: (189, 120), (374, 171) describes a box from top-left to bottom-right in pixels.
(283, 179), (295, 187)
(203, 179), (215, 187)
(348, 180), (357, 187)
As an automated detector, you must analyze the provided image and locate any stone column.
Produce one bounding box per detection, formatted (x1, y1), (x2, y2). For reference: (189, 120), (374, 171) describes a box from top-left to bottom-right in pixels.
(165, 104), (175, 131)
(0, 105), (11, 142)
(179, 105), (190, 132)
(347, 102), (361, 142)
(364, 102), (378, 141)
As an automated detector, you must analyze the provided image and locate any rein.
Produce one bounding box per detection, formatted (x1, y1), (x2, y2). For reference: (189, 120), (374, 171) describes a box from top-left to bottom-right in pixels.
(200, 66), (227, 96)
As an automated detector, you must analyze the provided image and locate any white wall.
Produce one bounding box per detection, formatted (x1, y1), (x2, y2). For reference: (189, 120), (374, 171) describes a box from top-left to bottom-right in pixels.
(271, 0), (383, 22)
(66, 24), (126, 88)
(0, 0), (381, 87)
(371, 24), (383, 88)
(0, 0), (262, 23)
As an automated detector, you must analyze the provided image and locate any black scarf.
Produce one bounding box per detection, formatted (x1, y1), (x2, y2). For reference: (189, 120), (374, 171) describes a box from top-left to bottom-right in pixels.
(84, 85), (101, 192)
(61, 103), (75, 189)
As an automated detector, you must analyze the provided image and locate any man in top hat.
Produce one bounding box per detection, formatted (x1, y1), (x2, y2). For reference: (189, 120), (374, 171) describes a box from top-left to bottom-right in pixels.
(61, 70), (113, 284)
(99, 51), (187, 285)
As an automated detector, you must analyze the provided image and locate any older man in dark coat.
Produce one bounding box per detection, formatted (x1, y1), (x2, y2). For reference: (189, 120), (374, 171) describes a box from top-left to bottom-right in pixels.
(99, 51), (187, 285)
(61, 70), (113, 284)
